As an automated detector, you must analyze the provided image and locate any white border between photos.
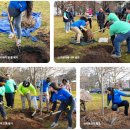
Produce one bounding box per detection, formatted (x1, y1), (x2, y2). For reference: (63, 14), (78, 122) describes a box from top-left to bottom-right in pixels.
(0, 0), (129, 130)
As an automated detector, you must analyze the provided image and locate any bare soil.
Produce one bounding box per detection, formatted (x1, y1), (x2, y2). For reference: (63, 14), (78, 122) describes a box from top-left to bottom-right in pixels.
(81, 109), (130, 129)
(79, 45), (122, 63)
(0, 46), (49, 63)
(0, 109), (76, 129)
(54, 45), (74, 57)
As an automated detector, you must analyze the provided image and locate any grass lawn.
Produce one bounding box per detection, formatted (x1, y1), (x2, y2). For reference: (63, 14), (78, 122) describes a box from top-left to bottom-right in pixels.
(0, 1), (50, 58)
(86, 93), (130, 111)
(54, 16), (130, 63)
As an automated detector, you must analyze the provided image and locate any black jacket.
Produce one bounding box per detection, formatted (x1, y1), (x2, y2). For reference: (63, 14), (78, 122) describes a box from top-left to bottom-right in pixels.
(63, 11), (71, 22)
(97, 12), (105, 24)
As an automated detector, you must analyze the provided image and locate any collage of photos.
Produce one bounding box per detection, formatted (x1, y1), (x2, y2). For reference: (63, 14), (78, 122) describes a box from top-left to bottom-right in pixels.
(0, 0), (130, 129)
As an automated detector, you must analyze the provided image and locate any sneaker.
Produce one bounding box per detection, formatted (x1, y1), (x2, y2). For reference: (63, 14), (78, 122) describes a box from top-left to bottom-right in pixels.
(8, 33), (15, 39)
(75, 41), (80, 44)
(67, 127), (72, 129)
(16, 39), (21, 46)
(51, 122), (58, 128)
(111, 54), (121, 58)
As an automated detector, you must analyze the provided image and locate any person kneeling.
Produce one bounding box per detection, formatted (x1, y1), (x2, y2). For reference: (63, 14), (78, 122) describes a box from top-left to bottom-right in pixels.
(107, 87), (130, 116)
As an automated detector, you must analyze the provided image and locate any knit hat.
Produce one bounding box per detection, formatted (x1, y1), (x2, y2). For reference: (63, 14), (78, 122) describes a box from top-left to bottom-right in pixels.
(107, 87), (113, 91)
(23, 80), (30, 87)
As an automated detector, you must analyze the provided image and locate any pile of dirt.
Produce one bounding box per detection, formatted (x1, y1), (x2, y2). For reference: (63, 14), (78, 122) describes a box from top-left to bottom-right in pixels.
(0, 46), (49, 63)
(0, 109), (76, 129)
(0, 110), (42, 129)
(54, 45), (74, 57)
(81, 109), (130, 129)
(21, 13), (36, 28)
(79, 45), (122, 63)
(36, 29), (50, 45)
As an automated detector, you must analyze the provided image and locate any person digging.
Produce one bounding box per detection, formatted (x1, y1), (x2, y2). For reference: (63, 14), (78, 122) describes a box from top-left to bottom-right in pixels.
(71, 16), (89, 44)
(107, 87), (130, 117)
(106, 13), (130, 58)
(0, 76), (7, 121)
(18, 80), (37, 112)
(8, 1), (33, 46)
(49, 82), (75, 129)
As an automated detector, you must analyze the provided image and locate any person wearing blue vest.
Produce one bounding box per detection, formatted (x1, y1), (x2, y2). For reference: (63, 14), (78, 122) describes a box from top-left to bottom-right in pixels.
(107, 87), (130, 116)
(0, 76), (7, 121)
(8, 1), (33, 46)
(5, 73), (17, 108)
(49, 82), (75, 129)
(40, 77), (51, 114)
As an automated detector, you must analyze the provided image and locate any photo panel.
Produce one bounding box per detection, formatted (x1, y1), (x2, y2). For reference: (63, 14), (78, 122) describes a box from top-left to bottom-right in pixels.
(80, 67), (130, 129)
(0, 1), (50, 63)
(54, 1), (130, 63)
(0, 67), (76, 129)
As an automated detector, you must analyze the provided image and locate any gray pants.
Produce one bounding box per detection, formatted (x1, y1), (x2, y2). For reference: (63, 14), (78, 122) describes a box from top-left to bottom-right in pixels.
(21, 93), (31, 110)
(8, 6), (22, 39)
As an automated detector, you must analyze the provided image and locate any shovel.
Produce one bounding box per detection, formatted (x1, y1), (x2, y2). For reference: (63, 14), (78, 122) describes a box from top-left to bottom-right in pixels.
(7, 11), (22, 53)
(35, 110), (62, 121)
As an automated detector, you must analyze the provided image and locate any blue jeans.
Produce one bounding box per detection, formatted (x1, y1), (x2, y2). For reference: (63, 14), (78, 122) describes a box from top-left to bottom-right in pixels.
(0, 95), (6, 118)
(65, 22), (70, 32)
(113, 31), (130, 56)
(8, 6), (22, 39)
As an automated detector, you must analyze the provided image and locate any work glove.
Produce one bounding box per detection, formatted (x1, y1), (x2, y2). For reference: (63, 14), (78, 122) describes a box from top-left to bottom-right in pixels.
(67, 105), (71, 111)
(0, 102), (4, 106)
(49, 110), (54, 116)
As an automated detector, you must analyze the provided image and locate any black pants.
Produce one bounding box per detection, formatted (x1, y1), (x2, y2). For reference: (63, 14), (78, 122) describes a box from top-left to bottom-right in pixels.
(5, 93), (15, 107)
(88, 18), (92, 29)
(111, 100), (129, 116)
(54, 96), (75, 127)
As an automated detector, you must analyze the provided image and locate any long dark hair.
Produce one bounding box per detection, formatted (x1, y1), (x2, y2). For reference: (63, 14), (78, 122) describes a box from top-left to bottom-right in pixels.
(80, 16), (88, 22)
(107, 87), (114, 104)
(26, 1), (33, 18)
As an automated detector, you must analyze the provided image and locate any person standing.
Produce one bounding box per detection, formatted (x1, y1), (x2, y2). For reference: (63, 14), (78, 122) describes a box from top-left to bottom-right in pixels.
(8, 1), (33, 46)
(63, 8), (71, 33)
(126, 3), (130, 23)
(69, 8), (74, 24)
(97, 8), (105, 32)
(0, 76), (7, 121)
(60, 79), (71, 92)
(85, 8), (93, 29)
(18, 80), (37, 112)
(5, 73), (17, 108)
(40, 77), (51, 114)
